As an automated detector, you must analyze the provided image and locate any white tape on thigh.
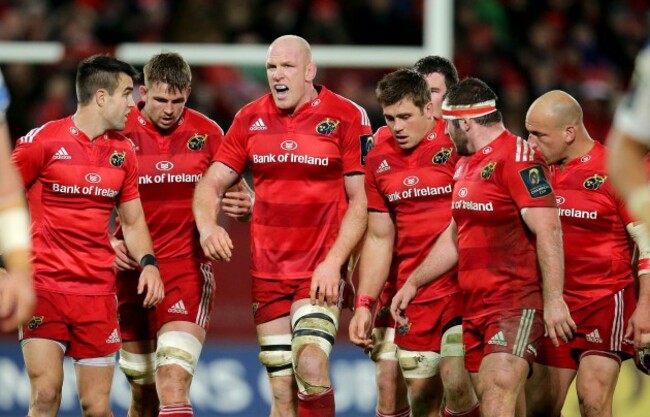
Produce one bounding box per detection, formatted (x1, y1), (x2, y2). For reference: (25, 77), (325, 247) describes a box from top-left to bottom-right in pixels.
(397, 348), (441, 379)
(73, 353), (117, 367)
(369, 327), (398, 362)
(258, 334), (293, 377)
(156, 331), (202, 376)
(441, 324), (464, 357)
(118, 350), (156, 384)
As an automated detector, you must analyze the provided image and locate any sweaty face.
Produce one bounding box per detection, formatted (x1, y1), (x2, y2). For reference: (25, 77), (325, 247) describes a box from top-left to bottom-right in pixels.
(525, 109), (567, 165)
(141, 82), (189, 131)
(266, 41), (314, 113)
(105, 73), (135, 131)
(423, 72), (447, 118)
(383, 99), (433, 150)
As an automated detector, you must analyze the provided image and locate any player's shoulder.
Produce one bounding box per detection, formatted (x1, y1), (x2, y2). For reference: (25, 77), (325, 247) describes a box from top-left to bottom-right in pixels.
(320, 86), (371, 124)
(16, 117), (70, 146)
(366, 126), (395, 166)
(494, 131), (543, 165)
(182, 107), (224, 134)
(106, 131), (138, 154)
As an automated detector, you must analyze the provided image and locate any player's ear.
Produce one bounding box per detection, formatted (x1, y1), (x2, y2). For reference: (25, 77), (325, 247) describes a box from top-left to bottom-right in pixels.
(95, 88), (107, 107)
(139, 85), (148, 99)
(306, 62), (317, 82)
(564, 125), (576, 144)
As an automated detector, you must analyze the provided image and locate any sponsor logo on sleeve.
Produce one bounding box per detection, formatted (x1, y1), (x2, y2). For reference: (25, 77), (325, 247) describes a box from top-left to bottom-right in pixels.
(359, 134), (374, 166)
(27, 316), (44, 330)
(518, 165), (552, 198)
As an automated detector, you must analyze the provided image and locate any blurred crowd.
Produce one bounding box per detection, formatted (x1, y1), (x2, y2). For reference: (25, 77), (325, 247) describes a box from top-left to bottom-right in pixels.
(0, 0), (648, 140)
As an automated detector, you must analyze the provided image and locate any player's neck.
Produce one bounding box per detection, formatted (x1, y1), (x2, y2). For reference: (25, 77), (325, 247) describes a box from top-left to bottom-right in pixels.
(71, 108), (106, 141)
(561, 136), (595, 168)
(472, 123), (505, 152)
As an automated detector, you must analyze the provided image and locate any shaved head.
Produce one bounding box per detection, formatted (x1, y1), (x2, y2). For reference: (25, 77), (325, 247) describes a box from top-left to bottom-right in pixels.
(526, 90), (593, 165)
(527, 90), (583, 128)
(268, 35), (312, 63)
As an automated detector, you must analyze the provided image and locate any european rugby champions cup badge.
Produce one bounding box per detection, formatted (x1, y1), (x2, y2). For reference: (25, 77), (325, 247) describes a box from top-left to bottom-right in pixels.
(187, 133), (207, 151)
(433, 147), (452, 165)
(583, 174), (607, 190)
(110, 150), (126, 167)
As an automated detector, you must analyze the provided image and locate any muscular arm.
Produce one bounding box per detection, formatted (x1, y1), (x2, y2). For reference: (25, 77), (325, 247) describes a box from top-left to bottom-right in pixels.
(348, 211), (394, 348)
(310, 173), (368, 306)
(192, 162), (240, 261)
(390, 220), (458, 322)
(523, 206), (575, 346)
(608, 130), (650, 225)
(357, 211), (395, 299)
(222, 177), (254, 223)
(117, 198), (164, 307)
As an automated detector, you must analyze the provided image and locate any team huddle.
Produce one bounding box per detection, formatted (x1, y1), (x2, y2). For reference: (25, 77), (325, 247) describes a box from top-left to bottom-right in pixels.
(0, 34), (649, 417)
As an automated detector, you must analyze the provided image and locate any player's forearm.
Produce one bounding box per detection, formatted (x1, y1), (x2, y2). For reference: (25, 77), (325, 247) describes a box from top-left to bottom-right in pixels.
(119, 201), (155, 262)
(193, 175), (224, 236)
(536, 222), (565, 301)
(407, 231), (457, 290)
(357, 234), (392, 299)
(323, 195), (368, 268)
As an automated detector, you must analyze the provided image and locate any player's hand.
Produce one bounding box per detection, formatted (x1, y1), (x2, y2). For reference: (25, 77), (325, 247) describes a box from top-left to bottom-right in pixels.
(310, 259), (341, 306)
(138, 265), (165, 308)
(110, 237), (138, 271)
(543, 296), (576, 347)
(390, 281), (417, 326)
(625, 295), (650, 350)
(222, 182), (253, 220)
(0, 269), (36, 332)
(199, 224), (234, 262)
(348, 307), (373, 350)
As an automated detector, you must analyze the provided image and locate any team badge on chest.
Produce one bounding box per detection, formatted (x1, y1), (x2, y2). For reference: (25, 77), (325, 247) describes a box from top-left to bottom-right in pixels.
(432, 147), (452, 164)
(316, 118), (340, 135)
(110, 151), (126, 167)
(583, 174), (607, 190)
(481, 161), (497, 179)
(187, 134), (207, 151)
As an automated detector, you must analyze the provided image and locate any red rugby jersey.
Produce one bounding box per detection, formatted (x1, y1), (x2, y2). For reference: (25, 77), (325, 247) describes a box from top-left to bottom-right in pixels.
(12, 117), (139, 295)
(550, 142), (635, 311)
(118, 104), (222, 259)
(452, 131), (556, 318)
(365, 121), (461, 303)
(216, 85), (372, 279)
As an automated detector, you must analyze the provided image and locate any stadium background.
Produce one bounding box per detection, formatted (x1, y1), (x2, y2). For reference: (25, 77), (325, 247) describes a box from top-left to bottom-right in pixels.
(0, 0), (648, 416)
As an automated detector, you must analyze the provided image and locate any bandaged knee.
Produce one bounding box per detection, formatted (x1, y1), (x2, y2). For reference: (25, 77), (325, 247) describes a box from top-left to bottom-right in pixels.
(258, 334), (293, 377)
(397, 348), (441, 378)
(156, 331), (202, 376)
(291, 304), (339, 393)
(118, 350), (156, 384)
(441, 324), (464, 357)
(369, 327), (398, 362)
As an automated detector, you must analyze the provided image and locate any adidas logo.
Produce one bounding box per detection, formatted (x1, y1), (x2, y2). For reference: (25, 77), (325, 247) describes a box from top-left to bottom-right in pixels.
(376, 159), (391, 173)
(487, 331), (507, 346)
(52, 147), (72, 160)
(106, 328), (120, 344)
(586, 329), (603, 344)
(168, 300), (188, 315)
(249, 118), (267, 131)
